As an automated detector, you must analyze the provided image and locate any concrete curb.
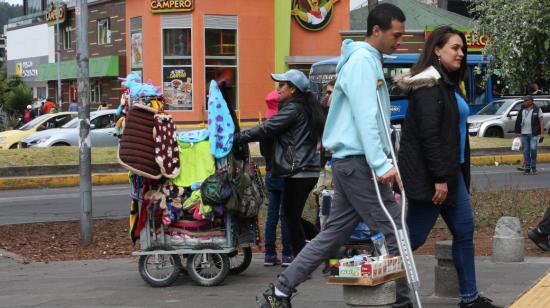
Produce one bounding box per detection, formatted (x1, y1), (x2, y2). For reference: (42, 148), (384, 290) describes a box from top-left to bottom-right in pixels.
(1, 154), (549, 190)
(0, 248), (26, 263)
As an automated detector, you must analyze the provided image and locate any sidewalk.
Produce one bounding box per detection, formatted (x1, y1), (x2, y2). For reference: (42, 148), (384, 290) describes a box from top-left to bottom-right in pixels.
(1, 253), (549, 308)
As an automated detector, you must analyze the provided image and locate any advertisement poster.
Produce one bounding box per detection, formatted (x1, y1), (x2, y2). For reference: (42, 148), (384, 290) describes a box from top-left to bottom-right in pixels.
(130, 32), (143, 68)
(163, 67), (193, 111)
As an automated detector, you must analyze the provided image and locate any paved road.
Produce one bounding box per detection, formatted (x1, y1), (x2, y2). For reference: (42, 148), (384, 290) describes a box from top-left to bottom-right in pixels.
(0, 254), (549, 308)
(0, 164), (548, 226)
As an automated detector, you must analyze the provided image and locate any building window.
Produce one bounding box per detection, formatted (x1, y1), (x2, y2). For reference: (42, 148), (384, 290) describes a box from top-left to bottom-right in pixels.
(36, 87), (47, 100)
(162, 28), (192, 111)
(63, 26), (71, 50)
(97, 18), (111, 45)
(90, 80), (101, 103)
(204, 28), (238, 109)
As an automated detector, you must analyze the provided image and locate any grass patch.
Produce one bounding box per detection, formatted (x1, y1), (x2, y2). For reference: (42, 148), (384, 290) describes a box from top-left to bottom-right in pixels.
(469, 136), (550, 149)
(0, 147), (119, 167)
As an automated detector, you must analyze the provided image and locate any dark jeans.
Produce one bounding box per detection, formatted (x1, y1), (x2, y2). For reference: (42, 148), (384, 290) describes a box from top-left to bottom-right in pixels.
(277, 157), (411, 307)
(283, 177), (319, 256)
(407, 172), (478, 302)
(521, 134), (539, 170)
(538, 207), (550, 235)
(264, 172), (292, 257)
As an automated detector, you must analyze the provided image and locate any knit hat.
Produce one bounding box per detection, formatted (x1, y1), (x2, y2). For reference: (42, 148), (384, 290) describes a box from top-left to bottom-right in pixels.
(27, 105), (32, 109)
(265, 90), (279, 119)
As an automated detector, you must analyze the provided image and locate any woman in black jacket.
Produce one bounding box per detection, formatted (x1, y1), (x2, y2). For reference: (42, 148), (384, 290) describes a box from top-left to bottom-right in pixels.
(234, 69), (325, 256)
(397, 26), (501, 308)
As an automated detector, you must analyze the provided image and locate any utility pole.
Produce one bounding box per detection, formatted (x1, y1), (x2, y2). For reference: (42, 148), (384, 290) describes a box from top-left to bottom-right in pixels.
(76, 0), (92, 246)
(55, 8), (62, 111)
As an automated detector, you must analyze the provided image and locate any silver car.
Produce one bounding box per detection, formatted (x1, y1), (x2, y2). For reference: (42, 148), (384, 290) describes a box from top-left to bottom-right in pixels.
(22, 109), (118, 147)
(468, 98), (550, 138)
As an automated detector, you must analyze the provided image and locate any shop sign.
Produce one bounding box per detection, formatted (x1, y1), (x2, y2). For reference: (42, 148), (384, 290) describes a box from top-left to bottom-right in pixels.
(45, 3), (66, 26)
(15, 61), (38, 78)
(150, 0), (194, 14)
(163, 67), (193, 111)
(292, 0), (339, 31)
(425, 26), (488, 52)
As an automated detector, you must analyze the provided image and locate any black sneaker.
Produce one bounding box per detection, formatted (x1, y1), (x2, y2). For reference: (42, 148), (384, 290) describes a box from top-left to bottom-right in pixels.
(523, 169), (531, 175)
(257, 283), (292, 308)
(528, 228), (550, 251)
(531, 168), (537, 175)
(459, 296), (502, 308)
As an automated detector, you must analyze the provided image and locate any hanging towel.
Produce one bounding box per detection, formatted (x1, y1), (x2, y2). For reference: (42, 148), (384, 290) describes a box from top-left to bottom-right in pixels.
(171, 140), (215, 187)
(178, 129), (209, 143)
(207, 80), (235, 158)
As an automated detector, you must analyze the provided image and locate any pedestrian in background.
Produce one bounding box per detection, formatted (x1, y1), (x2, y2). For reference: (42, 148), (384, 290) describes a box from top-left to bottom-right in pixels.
(68, 99), (79, 112)
(97, 101), (108, 111)
(234, 69), (324, 260)
(260, 90), (294, 267)
(528, 207), (550, 252)
(23, 105), (36, 124)
(397, 25), (501, 308)
(42, 98), (57, 114)
(515, 95), (545, 175)
(255, 4), (411, 307)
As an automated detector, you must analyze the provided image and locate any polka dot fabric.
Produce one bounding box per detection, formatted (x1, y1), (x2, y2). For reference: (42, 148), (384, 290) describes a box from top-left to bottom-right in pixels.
(207, 80), (235, 159)
(153, 114), (180, 178)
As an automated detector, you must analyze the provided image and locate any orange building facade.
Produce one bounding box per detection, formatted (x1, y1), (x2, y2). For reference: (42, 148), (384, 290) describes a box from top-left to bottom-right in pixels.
(125, 0), (349, 125)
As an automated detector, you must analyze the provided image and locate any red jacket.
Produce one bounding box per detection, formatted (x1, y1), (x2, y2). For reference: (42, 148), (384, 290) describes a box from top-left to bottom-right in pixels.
(43, 101), (56, 114)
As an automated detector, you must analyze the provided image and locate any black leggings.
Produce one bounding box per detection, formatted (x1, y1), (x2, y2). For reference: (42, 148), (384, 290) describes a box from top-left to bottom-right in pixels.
(283, 177), (319, 256)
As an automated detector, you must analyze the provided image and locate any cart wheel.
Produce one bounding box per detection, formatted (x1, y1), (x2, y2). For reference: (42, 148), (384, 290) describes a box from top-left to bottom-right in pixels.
(229, 245), (252, 275)
(186, 243), (229, 286)
(138, 245), (181, 287)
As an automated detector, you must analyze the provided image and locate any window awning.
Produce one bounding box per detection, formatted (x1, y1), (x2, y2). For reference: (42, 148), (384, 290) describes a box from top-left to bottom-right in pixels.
(37, 55), (119, 80)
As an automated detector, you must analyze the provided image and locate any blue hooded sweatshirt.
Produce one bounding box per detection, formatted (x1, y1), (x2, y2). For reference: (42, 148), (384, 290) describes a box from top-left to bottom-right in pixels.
(322, 39), (393, 177)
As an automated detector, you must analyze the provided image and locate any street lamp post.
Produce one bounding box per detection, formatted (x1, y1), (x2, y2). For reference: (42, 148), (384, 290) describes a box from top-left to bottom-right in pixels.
(55, 11), (62, 111)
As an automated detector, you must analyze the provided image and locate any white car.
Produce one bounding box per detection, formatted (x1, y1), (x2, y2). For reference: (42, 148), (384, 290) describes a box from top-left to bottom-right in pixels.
(22, 109), (118, 147)
(468, 98), (550, 138)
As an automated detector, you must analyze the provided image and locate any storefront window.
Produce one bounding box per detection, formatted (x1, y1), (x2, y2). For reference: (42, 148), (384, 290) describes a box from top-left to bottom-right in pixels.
(97, 18), (111, 45)
(163, 29), (191, 65)
(63, 26), (71, 50)
(90, 80), (101, 103)
(162, 28), (192, 111)
(204, 29), (238, 109)
(36, 87), (47, 100)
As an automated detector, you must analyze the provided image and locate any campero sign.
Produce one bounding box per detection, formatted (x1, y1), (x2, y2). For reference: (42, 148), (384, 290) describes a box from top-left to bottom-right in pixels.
(150, 0), (194, 13)
(45, 3), (66, 26)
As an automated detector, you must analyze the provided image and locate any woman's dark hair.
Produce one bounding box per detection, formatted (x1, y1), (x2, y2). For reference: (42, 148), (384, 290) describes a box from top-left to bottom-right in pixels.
(366, 3), (406, 37)
(411, 25), (467, 84)
(287, 83), (325, 143)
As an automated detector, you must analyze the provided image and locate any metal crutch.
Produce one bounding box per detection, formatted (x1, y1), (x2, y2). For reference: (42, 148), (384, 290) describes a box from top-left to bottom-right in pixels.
(371, 79), (422, 308)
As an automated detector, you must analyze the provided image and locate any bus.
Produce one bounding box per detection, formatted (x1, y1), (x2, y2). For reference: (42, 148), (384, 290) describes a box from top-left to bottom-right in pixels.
(309, 53), (507, 124)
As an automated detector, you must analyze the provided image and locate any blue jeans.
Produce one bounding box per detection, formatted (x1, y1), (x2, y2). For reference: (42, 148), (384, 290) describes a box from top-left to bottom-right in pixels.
(264, 172), (292, 257)
(407, 172), (478, 301)
(521, 134), (539, 170)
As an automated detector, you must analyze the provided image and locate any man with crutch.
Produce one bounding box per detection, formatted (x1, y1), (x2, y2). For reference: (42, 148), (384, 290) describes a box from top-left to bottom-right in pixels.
(256, 4), (419, 308)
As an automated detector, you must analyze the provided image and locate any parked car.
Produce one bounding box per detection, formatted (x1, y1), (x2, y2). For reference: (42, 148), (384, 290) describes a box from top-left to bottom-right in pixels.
(22, 109), (118, 148)
(468, 97), (550, 138)
(0, 112), (77, 149)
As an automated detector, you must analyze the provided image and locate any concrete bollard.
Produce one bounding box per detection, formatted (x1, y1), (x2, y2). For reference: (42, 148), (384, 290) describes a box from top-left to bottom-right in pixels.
(434, 240), (459, 298)
(342, 281), (396, 307)
(492, 216), (524, 262)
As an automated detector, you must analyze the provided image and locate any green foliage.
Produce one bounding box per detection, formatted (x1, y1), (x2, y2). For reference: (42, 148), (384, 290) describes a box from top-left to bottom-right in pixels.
(471, 0), (550, 92)
(4, 84), (33, 115)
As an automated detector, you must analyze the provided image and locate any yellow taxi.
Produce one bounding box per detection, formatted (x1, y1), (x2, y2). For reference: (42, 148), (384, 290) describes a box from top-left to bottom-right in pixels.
(0, 112), (77, 149)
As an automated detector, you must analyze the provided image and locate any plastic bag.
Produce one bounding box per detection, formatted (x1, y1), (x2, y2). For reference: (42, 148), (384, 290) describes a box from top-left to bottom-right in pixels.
(511, 137), (521, 151)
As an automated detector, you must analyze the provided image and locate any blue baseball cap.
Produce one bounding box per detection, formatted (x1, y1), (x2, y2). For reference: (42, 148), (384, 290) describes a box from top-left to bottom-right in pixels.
(271, 69), (310, 93)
